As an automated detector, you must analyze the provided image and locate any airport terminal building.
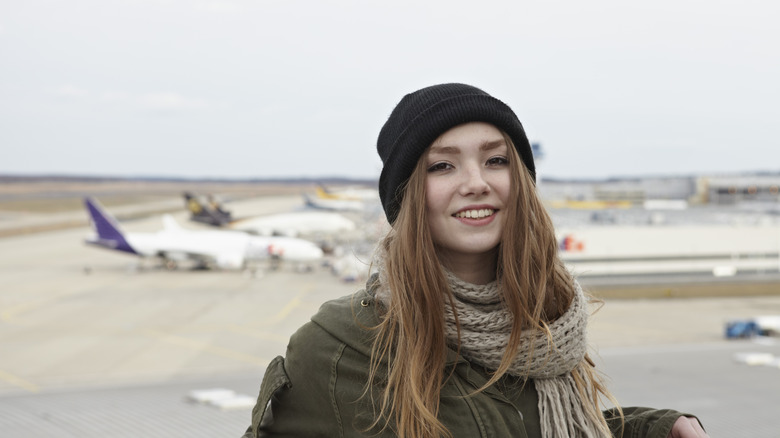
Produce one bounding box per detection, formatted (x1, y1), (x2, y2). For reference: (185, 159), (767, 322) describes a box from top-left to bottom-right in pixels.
(535, 171), (780, 282)
(538, 172), (780, 207)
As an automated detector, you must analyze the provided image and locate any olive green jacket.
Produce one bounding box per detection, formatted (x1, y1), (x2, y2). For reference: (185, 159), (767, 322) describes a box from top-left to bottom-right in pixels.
(242, 286), (686, 438)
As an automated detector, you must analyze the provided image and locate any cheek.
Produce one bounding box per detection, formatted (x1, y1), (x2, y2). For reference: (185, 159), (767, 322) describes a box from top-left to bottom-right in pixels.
(493, 173), (512, 204)
(424, 180), (443, 214)
(424, 182), (449, 240)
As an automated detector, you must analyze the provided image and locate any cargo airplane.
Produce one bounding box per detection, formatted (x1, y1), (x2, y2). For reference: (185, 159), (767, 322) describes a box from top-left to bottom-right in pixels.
(314, 184), (379, 202)
(84, 197), (323, 270)
(302, 185), (379, 212)
(183, 192), (357, 237)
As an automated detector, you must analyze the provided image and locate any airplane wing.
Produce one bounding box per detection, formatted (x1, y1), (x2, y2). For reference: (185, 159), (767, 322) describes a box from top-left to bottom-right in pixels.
(162, 214), (183, 231)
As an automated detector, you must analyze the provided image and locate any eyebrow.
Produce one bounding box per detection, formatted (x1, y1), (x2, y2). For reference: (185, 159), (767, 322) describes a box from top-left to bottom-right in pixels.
(428, 139), (507, 155)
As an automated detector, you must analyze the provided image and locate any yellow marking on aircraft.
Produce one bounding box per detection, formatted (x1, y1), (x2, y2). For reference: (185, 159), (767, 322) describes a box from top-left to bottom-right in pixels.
(315, 186), (340, 200)
(142, 329), (270, 367)
(0, 369), (39, 393)
(315, 186), (360, 201)
(188, 199), (202, 213)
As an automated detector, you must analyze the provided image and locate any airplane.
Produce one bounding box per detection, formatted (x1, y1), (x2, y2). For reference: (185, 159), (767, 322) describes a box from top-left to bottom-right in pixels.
(302, 186), (379, 213)
(84, 197), (324, 270)
(314, 184), (379, 202)
(183, 192), (357, 237)
(303, 192), (367, 212)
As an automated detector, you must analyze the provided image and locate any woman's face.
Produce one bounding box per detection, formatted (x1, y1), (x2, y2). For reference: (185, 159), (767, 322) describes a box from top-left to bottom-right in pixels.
(424, 122), (511, 266)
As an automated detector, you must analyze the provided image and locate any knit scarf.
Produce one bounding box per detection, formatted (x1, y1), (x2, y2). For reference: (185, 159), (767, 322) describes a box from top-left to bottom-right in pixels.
(375, 270), (604, 438)
(442, 270), (604, 438)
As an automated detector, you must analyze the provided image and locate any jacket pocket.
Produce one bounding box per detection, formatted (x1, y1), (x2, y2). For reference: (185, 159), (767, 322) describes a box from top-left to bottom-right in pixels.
(250, 356), (291, 435)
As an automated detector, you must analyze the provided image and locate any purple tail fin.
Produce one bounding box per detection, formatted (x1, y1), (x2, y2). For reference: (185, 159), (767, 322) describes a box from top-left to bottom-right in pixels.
(84, 197), (138, 254)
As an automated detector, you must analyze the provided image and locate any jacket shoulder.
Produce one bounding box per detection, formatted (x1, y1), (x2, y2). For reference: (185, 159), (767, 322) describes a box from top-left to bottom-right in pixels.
(309, 288), (381, 358)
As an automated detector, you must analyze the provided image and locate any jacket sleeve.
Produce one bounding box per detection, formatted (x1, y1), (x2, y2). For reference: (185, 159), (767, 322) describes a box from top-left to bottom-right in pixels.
(242, 321), (346, 438)
(604, 406), (698, 438)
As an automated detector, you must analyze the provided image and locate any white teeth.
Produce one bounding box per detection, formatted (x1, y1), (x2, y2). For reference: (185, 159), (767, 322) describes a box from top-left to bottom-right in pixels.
(455, 209), (494, 219)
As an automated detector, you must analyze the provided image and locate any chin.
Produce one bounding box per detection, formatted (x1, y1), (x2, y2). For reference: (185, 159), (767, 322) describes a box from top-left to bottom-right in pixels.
(448, 242), (501, 257)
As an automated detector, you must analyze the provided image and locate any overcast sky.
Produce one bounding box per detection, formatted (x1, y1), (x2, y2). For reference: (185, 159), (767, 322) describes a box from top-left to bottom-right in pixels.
(1, 0), (778, 181)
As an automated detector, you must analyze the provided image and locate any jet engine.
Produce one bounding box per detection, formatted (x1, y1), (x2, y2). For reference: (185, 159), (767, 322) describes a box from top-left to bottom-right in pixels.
(215, 254), (245, 270)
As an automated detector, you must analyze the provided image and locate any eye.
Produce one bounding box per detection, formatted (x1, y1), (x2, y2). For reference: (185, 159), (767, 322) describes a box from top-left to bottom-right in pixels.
(486, 156), (508, 167)
(427, 162), (453, 172)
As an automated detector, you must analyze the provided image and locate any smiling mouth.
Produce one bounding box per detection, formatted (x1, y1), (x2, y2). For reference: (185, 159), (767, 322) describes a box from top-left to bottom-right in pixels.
(454, 208), (495, 219)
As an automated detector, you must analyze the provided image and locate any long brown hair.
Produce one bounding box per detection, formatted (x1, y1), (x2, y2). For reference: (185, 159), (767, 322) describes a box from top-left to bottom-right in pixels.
(367, 132), (622, 438)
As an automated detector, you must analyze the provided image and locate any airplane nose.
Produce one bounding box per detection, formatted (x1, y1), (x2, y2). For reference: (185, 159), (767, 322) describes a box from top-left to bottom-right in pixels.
(291, 241), (324, 261)
(307, 245), (324, 260)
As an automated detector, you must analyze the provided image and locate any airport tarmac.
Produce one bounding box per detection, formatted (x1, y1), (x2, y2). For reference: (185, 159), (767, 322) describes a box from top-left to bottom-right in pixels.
(1, 194), (779, 437)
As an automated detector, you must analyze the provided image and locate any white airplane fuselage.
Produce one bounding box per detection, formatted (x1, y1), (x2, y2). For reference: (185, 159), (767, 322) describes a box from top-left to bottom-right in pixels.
(128, 226), (323, 268)
(230, 211), (356, 237)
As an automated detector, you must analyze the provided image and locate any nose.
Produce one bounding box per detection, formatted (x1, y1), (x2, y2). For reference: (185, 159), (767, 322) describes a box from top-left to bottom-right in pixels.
(458, 164), (490, 197)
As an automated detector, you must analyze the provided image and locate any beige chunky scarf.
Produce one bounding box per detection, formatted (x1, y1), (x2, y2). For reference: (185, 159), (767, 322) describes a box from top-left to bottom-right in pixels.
(376, 269), (603, 438)
(441, 270), (603, 438)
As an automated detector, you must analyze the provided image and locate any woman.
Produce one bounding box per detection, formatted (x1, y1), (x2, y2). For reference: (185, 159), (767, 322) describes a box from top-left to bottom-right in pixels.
(242, 84), (708, 438)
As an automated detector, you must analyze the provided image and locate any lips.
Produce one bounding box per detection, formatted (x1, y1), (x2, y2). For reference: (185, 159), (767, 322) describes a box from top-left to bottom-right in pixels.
(454, 208), (495, 219)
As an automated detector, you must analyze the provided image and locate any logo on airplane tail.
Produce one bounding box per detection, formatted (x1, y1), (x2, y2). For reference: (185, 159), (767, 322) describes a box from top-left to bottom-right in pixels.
(188, 199), (202, 214)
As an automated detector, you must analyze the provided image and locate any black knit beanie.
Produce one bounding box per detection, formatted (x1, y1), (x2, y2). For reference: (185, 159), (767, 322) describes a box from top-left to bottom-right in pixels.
(377, 83), (536, 224)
